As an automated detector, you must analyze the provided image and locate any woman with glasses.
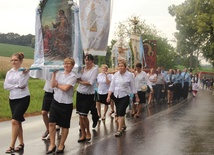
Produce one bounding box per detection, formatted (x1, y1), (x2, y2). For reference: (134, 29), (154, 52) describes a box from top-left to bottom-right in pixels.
(46, 57), (77, 154)
(4, 52), (30, 154)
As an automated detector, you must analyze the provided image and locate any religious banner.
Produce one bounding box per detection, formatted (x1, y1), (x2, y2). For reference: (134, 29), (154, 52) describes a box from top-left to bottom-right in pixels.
(143, 40), (157, 69)
(79, 0), (111, 56)
(130, 34), (141, 66)
(41, 0), (73, 65)
(111, 39), (132, 69)
(30, 0), (82, 79)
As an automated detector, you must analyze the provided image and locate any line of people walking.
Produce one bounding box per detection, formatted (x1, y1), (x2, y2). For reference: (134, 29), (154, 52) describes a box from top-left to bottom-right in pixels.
(4, 52), (200, 154)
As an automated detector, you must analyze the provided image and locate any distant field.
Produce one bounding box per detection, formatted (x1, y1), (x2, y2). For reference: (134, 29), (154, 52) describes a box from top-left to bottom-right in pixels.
(0, 43), (34, 59)
(0, 56), (34, 72)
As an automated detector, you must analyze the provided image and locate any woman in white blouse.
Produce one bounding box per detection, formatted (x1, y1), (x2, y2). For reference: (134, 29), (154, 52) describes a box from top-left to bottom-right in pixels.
(107, 60), (139, 137)
(46, 57), (77, 154)
(76, 54), (99, 142)
(132, 63), (152, 117)
(191, 73), (200, 97)
(147, 68), (157, 105)
(96, 64), (112, 120)
(4, 52), (30, 154)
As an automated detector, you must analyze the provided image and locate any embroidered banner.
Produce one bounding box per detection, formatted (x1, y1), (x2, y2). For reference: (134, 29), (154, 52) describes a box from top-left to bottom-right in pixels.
(130, 34), (141, 66)
(79, 0), (111, 56)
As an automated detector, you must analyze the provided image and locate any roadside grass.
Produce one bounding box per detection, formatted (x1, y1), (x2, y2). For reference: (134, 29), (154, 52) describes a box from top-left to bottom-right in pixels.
(0, 78), (77, 122)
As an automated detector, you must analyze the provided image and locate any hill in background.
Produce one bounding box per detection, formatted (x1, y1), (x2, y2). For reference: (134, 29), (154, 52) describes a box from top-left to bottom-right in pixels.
(0, 43), (34, 59)
(0, 43), (34, 72)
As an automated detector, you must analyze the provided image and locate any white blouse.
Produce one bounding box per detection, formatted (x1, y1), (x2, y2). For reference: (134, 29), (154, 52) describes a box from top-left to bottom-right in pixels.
(4, 68), (30, 99)
(77, 65), (99, 94)
(109, 70), (137, 98)
(147, 73), (157, 86)
(135, 71), (152, 91)
(43, 80), (54, 93)
(97, 73), (112, 94)
(53, 71), (77, 104)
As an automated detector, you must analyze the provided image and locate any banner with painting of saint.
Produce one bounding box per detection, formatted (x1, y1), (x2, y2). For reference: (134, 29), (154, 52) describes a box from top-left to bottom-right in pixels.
(111, 39), (132, 69)
(130, 34), (141, 66)
(41, 0), (73, 65)
(143, 40), (157, 69)
(79, 0), (111, 56)
(30, 0), (82, 80)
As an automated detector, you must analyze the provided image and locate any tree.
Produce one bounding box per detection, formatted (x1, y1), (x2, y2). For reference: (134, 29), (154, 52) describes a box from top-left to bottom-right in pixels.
(169, 0), (214, 67)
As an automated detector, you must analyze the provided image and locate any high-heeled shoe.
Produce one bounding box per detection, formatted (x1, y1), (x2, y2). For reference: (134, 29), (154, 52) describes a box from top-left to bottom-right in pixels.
(46, 146), (56, 154)
(77, 138), (86, 143)
(56, 146), (65, 154)
(14, 144), (24, 152)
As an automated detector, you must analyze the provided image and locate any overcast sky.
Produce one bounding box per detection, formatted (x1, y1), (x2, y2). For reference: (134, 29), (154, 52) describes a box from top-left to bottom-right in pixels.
(0, 0), (185, 42)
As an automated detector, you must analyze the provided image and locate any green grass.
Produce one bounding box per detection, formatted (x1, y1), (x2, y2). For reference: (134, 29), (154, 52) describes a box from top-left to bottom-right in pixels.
(0, 43), (34, 59)
(0, 78), (77, 121)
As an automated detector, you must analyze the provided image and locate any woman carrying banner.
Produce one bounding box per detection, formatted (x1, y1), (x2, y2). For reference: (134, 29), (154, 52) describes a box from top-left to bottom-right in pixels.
(76, 54), (99, 142)
(4, 52), (30, 153)
(47, 57), (77, 154)
(106, 60), (139, 137)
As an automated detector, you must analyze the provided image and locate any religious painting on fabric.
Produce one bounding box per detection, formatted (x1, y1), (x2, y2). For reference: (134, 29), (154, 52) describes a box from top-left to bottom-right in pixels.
(41, 0), (73, 65)
(79, 0), (111, 56)
(143, 40), (157, 69)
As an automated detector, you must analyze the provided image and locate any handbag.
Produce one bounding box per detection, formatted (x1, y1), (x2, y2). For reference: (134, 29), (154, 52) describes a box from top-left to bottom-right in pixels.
(141, 85), (148, 92)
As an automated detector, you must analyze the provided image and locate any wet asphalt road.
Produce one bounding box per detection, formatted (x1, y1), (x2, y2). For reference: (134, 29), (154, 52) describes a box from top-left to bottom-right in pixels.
(0, 89), (214, 155)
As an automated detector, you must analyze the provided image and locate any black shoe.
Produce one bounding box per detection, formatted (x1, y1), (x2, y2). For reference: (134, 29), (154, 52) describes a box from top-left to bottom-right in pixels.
(77, 138), (86, 143)
(56, 146), (65, 154)
(46, 146), (56, 154)
(92, 116), (99, 128)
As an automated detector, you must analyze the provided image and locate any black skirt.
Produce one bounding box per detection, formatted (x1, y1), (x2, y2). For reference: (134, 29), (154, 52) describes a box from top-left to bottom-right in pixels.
(133, 91), (146, 104)
(97, 93), (109, 105)
(167, 83), (174, 91)
(49, 99), (73, 128)
(42, 92), (54, 111)
(76, 92), (95, 116)
(114, 95), (129, 117)
(9, 95), (30, 122)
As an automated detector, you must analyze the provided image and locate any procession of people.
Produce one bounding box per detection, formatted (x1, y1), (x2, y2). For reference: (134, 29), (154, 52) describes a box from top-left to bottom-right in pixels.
(4, 52), (206, 154)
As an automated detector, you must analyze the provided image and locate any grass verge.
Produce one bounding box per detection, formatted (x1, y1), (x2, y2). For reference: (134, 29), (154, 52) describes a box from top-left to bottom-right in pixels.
(0, 78), (77, 122)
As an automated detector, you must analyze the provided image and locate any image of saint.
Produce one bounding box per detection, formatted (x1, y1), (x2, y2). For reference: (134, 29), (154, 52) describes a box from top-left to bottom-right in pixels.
(52, 9), (71, 56)
(87, 3), (97, 32)
(43, 25), (52, 53)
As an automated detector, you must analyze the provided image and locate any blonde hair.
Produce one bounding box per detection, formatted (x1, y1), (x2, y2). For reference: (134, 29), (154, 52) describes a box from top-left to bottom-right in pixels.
(64, 57), (75, 66)
(118, 60), (127, 67)
(101, 64), (108, 69)
(12, 52), (24, 61)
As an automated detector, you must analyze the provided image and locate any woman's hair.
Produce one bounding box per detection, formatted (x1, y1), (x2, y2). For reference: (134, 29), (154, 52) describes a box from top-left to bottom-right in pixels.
(12, 52), (24, 61)
(85, 54), (94, 61)
(118, 60), (127, 67)
(64, 57), (75, 66)
(101, 64), (108, 69)
(135, 63), (142, 69)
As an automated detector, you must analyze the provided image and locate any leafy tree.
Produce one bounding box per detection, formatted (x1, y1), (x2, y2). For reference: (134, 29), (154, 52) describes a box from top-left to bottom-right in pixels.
(169, 0), (214, 67)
